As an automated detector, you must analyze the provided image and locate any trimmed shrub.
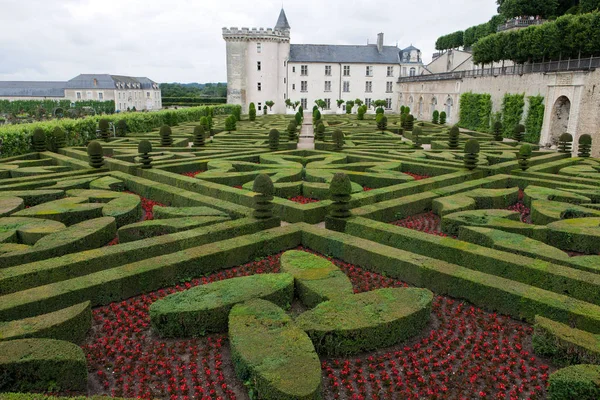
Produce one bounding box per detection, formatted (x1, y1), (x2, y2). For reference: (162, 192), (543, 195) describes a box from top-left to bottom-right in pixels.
(493, 121), (503, 141)
(357, 105), (366, 120)
(294, 112), (302, 125)
(87, 141), (104, 168)
(548, 365), (600, 400)
(502, 93), (525, 138)
(159, 125), (173, 146)
(249, 102), (257, 121)
(517, 144), (533, 170)
(329, 172), (351, 218)
(412, 126), (423, 149)
(232, 105), (242, 121)
(193, 125), (205, 147)
(406, 114), (414, 131)
(578, 134), (592, 158)
(268, 129), (279, 152)
(0, 338), (88, 392)
(345, 100), (354, 114)
(439, 111), (447, 124)
(432, 110), (439, 124)
(149, 273), (294, 337)
(253, 173), (274, 219)
(98, 119), (110, 142)
(331, 129), (344, 151)
(376, 114), (388, 132)
(225, 115), (237, 132)
(312, 109), (321, 125)
(229, 299), (322, 400)
(51, 127), (66, 150)
(315, 123), (325, 141)
(137, 140), (153, 169)
(31, 128), (46, 152)
(448, 125), (460, 149)
(287, 122), (297, 142)
(558, 133), (573, 153)
(513, 123), (525, 142)
(463, 139), (480, 170)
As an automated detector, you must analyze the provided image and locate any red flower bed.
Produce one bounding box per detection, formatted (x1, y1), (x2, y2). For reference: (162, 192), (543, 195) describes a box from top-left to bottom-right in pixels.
(391, 212), (448, 237)
(105, 194), (167, 246)
(232, 185), (243, 190)
(83, 248), (552, 399)
(404, 172), (431, 181)
(288, 195), (320, 204)
(181, 171), (204, 178)
(363, 187), (373, 192)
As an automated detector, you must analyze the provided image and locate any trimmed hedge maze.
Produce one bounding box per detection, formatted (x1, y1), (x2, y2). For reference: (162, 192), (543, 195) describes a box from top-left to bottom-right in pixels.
(1, 109), (600, 399)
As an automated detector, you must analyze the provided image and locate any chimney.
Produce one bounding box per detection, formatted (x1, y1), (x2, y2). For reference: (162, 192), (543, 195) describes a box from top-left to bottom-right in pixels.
(377, 33), (384, 54)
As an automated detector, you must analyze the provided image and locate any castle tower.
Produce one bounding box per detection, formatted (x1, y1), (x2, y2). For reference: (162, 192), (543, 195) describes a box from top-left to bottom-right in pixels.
(223, 9), (291, 114)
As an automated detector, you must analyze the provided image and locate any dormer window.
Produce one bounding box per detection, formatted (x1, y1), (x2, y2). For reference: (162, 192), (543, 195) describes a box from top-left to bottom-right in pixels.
(93, 78), (98, 87)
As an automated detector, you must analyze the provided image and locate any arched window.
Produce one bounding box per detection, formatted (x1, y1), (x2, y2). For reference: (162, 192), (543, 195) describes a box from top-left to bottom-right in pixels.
(410, 67), (416, 77)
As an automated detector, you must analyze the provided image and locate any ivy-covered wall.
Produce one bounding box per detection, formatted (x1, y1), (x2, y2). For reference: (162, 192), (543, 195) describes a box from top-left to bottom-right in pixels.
(525, 95), (545, 144)
(459, 92), (492, 132)
(501, 93), (525, 138)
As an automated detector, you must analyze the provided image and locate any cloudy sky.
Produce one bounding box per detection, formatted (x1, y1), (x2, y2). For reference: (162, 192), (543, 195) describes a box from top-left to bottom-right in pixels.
(0, 0), (498, 83)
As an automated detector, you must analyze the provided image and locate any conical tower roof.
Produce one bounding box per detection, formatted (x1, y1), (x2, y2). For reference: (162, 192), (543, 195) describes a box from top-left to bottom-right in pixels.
(275, 8), (290, 31)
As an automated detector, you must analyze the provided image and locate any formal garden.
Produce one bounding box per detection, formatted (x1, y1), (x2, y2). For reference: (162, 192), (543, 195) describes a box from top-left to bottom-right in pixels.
(0, 104), (599, 400)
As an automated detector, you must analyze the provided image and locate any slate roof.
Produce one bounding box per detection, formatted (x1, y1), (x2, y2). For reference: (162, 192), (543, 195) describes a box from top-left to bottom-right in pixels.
(0, 81), (66, 97)
(275, 8), (290, 31)
(402, 45), (419, 52)
(289, 44), (401, 64)
(65, 74), (157, 89)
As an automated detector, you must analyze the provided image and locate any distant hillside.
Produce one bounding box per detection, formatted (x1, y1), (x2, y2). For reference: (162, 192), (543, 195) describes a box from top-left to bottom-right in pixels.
(159, 82), (227, 98)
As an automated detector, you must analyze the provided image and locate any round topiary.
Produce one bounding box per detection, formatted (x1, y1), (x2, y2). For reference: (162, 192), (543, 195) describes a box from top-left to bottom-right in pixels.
(315, 123), (325, 141)
(432, 110), (439, 124)
(87, 141), (104, 168)
(517, 144), (533, 170)
(331, 129), (344, 151)
(448, 125), (460, 149)
(193, 125), (205, 147)
(138, 140), (153, 169)
(493, 121), (503, 141)
(116, 119), (127, 136)
(98, 119), (110, 142)
(53, 127), (66, 149)
(463, 139), (480, 170)
(159, 125), (173, 146)
(329, 173), (352, 218)
(376, 114), (388, 132)
(32, 128), (46, 152)
(287, 122), (297, 142)
(268, 129), (280, 152)
(252, 174), (274, 219)
(558, 132), (573, 153)
(578, 134), (592, 158)
(513, 124), (525, 143)
(439, 111), (447, 125)
(412, 127), (423, 149)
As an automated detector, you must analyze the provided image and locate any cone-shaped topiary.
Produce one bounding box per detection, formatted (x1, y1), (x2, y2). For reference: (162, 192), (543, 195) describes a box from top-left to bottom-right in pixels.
(463, 139), (480, 170)
(87, 141), (104, 168)
(249, 102), (256, 121)
(295, 112), (302, 125)
(329, 173), (352, 218)
(98, 119), (110, 142)
(406, 114), (414, 131)
(252, 173), (274, 219)
(412, 127), (423, 149)
(332, 129), (344, 151)
(400, 113), (408, 129)
(439, 111), (447, 125)
(558, 133), (573, 153)
(268, 129), (280, 151)
(432, 110), (439, 124)
(448, 125), (460, 149)
(116, 119), (127, 136)
(357, 105), (366, 120)
(199, 116), (210, 135)
(493, 121), (503, 141)
(517, 144), (533, 170)
(315, 123), (325, 141)
(193, 125), (205, 147)
(159, 125), (173, 146)
(32, 128), (46, 152)
(578, 134), (592, 158)
(138, 140), (153, 169)
(225, 115), (237, 132)
(53, 127), (66, 150)
(313, 109), (321, 125)
(287, 122), (297, 142)
(513, 124), (525, 142)
(376, 114), (388, 132)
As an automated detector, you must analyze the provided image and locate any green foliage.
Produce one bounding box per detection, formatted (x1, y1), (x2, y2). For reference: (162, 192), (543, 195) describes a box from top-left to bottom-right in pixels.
(405, 114), (414, 131)
(98, 118), (110, 142)
(439, 111), (447, 124)
(463, 15), (505, 48)
(435, 31), (464, 51)
(287, 122), (297, 141)
(159, 82), (227, 98)
(193, 125), (206, 147)
(159, 125), (173, 146)
(336, 99), (345, 108)
(558, 132), (574, 153)
(578, 134), (592, 157)
(432, 110), (439, 124)
(161, 97), (226, 107)
(249, 102), (257, 121)
(513, 124), (525, 142)
(501, 93), (525, 138)
(524, 96), (545, 144)
(376, 114), (388, 131)
(232, 105), (242, 122)
(315, 122), (325, 141)
(86, 141), (104, 168)
(268, 129), (280, 151)
(412, 127), (423, 149)
(331, 129), (344, 151)
(312, 109), (321, 125)
(265, 101), (274, 110)
(31, 128), (46, 152)
(345, 100), (354, 114)
(0, 99), (115, 117)
(253, 174), (275, 219)
(225, 115), (237, 132)
(1, 105), (235, 158)
(115, 119), (127, 136)
(493, 121), (503, 141)
(499, 0), (559, 19)
(138, 140), (153, 169)
(473, 12), (600, 65)
(448, 125), (460, 149)
(464, 139), (480, 170)
(548, 365), (600, 400)
(294, 112), (302, 125)
(357, 105), (366, 120)
(459, 92), (492, 132)
(517, 144), (533, 170)
(581, 0), (600, 12)
(329, 172), (352, 218)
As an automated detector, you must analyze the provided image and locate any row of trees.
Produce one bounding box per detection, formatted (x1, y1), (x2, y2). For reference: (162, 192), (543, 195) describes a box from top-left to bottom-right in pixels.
(435, 0), (600, 52)
(159, 83), (227, 98)
(472, 11), (600, 64)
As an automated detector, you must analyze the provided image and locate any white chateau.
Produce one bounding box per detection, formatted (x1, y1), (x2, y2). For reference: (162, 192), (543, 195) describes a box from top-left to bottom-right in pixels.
(223, 9), (424, 114)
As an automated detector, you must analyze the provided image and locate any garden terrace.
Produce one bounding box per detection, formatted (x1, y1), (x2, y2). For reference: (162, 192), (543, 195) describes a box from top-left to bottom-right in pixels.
(0, 109), (599, 399)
